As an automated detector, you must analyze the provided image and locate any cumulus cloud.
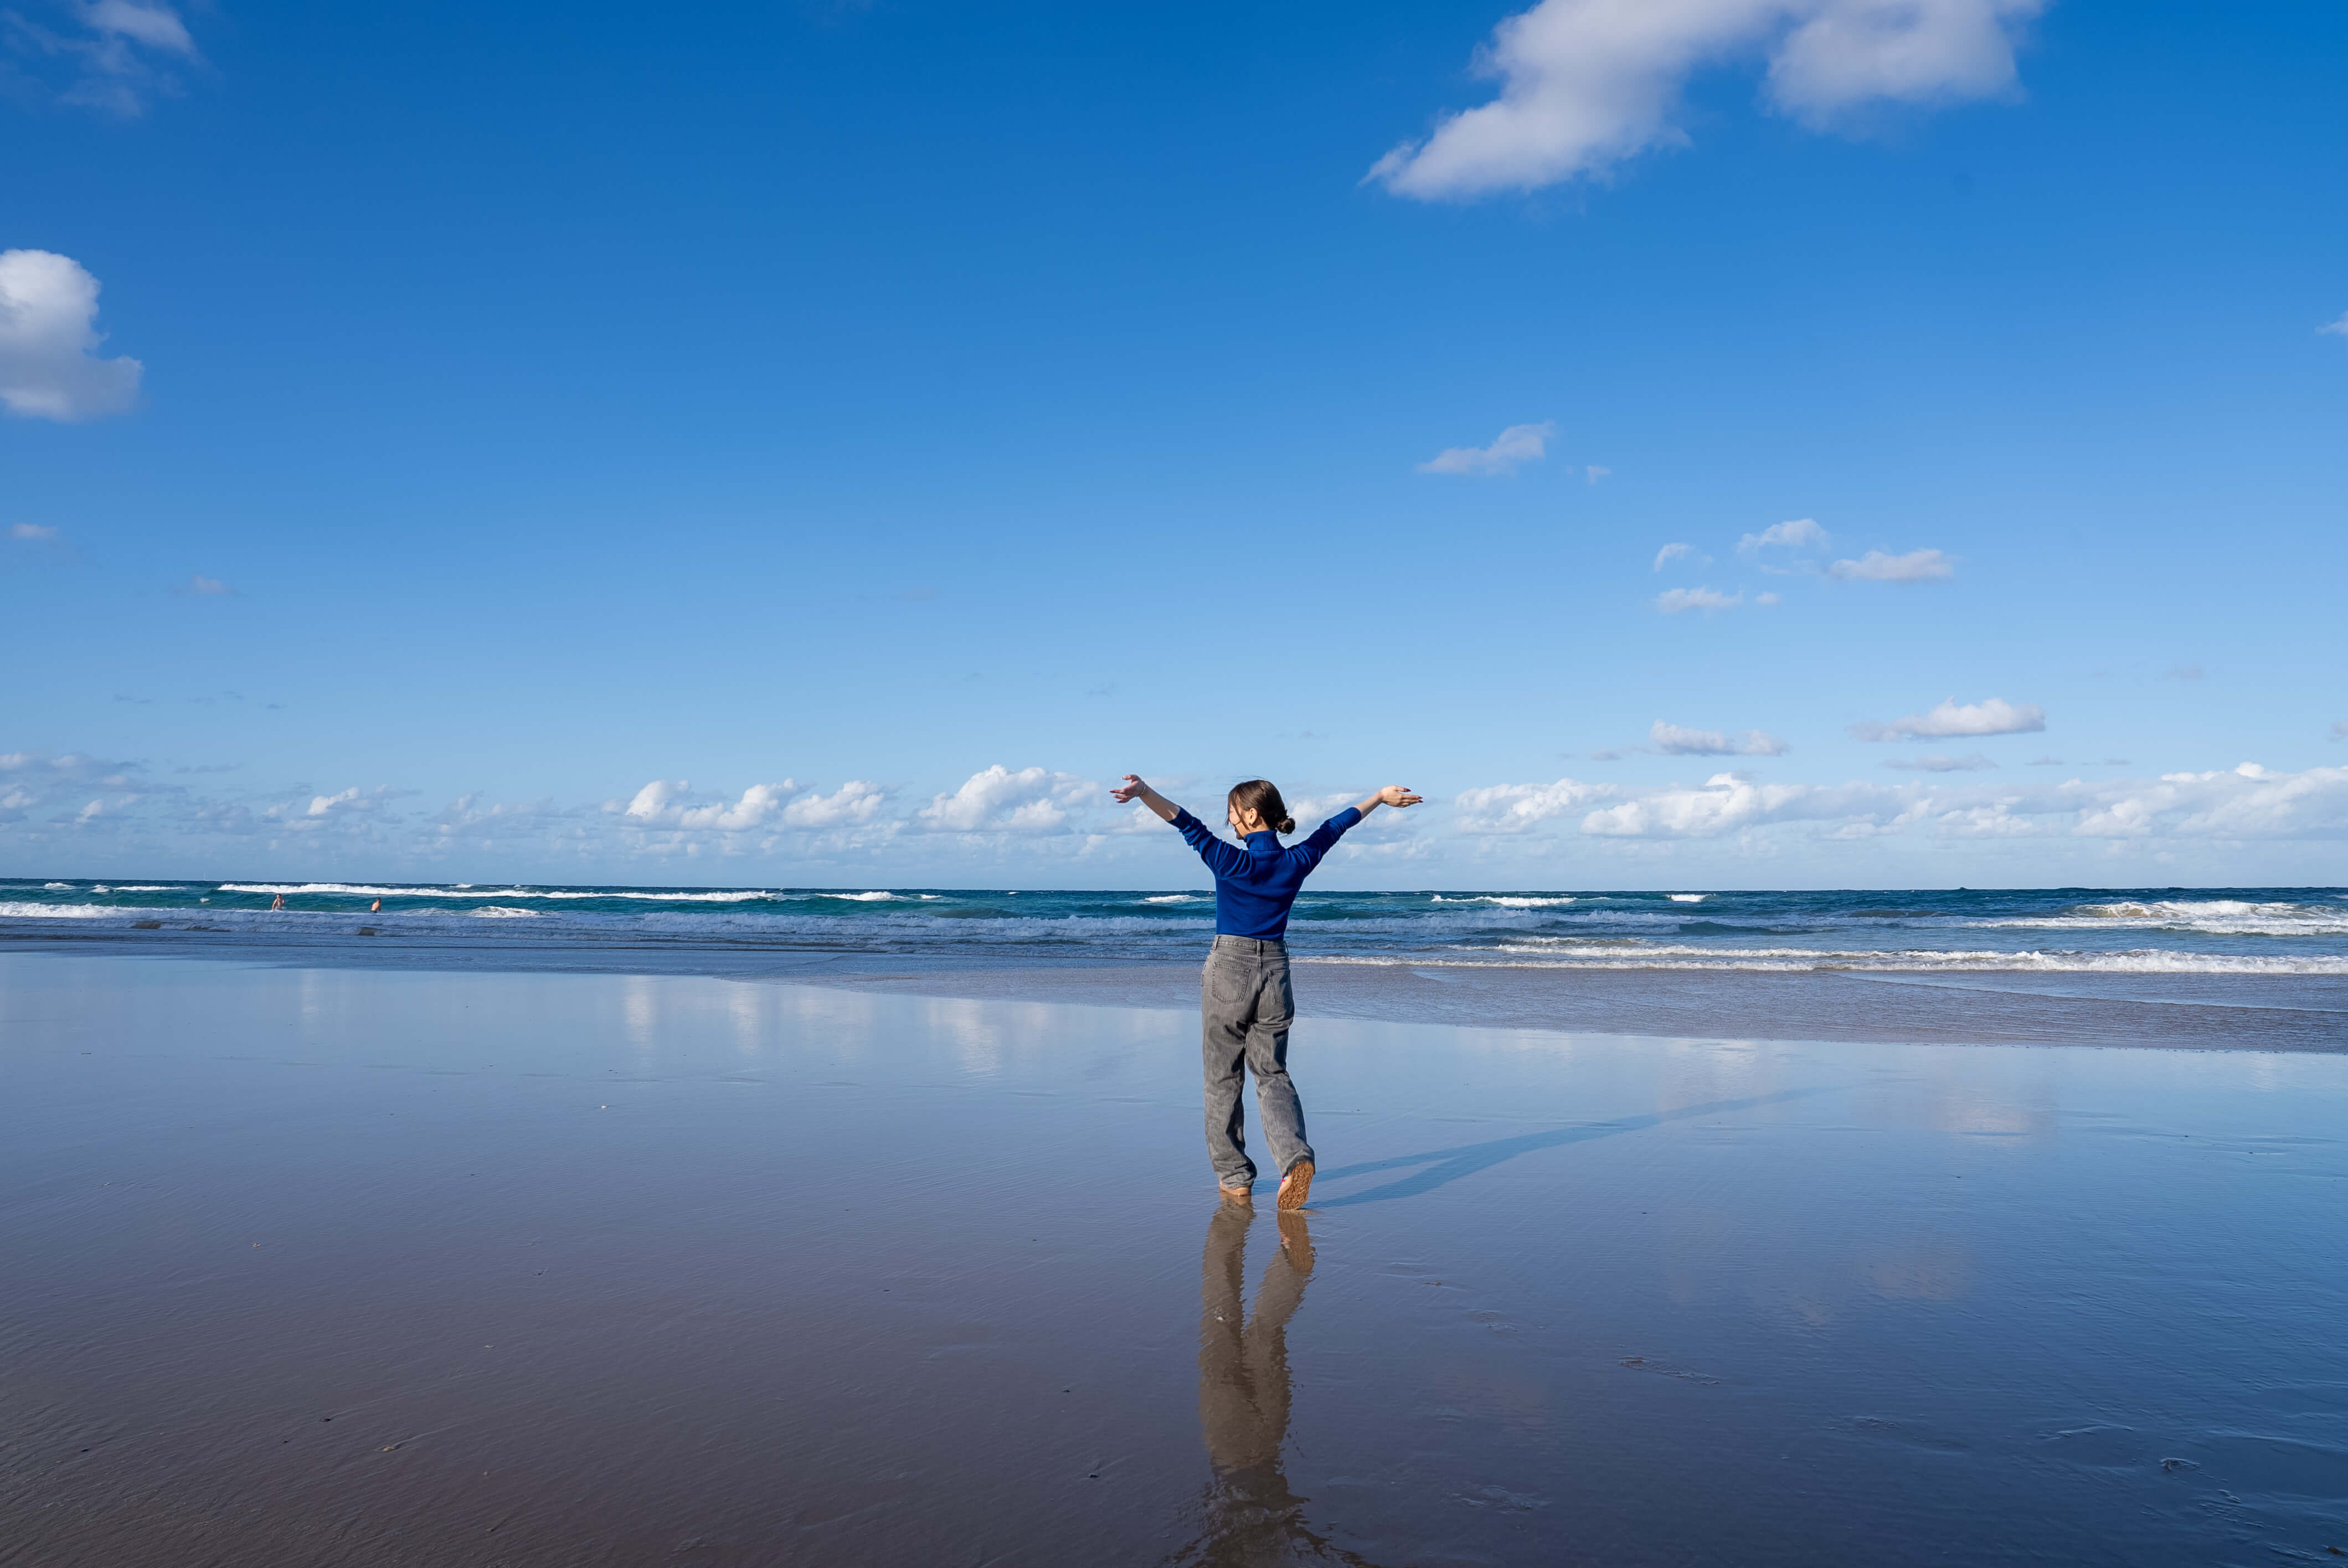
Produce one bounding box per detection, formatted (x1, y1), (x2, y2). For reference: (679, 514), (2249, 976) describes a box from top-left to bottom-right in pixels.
(1738, 517), (1829, 555)
(0, 250), (142, 421)
(11, 523), (59, 541)
(1655, 586), (1742, 613)
(1583, 772), (1911, 838)
(1652, 541), (1692, 570)
(1884, 752), (1996, 772)
(782, 780), (888, 828)
(1827, 547), (1955, 582)
(1369, 0), (2042, 200)
(1651, 720), (1788, 756)
(2321, 312), (2348, 341)
(1445, 761), (2348, 844)
(918, 765), (1095, 834)
(1418, 421), (1556, 476)
(1452, 776), (1617, 834)
(1848, 696), (2044, 741)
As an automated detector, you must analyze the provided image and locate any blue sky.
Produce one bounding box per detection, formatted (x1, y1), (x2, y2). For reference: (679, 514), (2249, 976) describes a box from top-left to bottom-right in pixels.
(4, 0), (2345, 888)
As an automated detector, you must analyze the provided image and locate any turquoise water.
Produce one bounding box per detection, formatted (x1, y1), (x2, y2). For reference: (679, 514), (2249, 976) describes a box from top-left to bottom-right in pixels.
(5, 879), (2345, 976)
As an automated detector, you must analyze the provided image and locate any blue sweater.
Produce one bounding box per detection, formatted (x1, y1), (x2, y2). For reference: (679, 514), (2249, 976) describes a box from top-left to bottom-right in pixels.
(1168, 805), (1362, 938)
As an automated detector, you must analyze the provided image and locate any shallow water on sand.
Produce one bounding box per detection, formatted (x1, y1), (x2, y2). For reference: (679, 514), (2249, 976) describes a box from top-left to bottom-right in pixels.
(4, 954), (2346, 1565)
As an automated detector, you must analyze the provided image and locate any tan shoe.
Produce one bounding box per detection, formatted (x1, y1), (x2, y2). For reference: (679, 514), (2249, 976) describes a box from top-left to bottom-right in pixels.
(1219, 1184), (1254, 1204)
(1276, 1158), (1314, 1210)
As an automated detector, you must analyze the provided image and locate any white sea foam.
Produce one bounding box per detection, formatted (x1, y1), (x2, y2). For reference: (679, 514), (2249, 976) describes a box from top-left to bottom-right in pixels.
(1304, 947), (2348, 975)
(469, 906), (540, 918)
(220, 883), (445, 897)
(111, 885), (184, 892)
(214, 883), (774, 903)
(1668, 894), (1707, 903)
(1973, 901), (2348, 937)
(1433, 895), (1577, 908)
(1143, 894), (1198, 904)
(43, 881), (71, 889)
(0, 902), (112, 918)
(820, 891), (902, 902)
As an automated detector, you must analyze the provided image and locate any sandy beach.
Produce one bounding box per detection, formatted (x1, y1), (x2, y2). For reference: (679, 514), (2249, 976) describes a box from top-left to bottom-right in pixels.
(6, 948), (2347, 1565)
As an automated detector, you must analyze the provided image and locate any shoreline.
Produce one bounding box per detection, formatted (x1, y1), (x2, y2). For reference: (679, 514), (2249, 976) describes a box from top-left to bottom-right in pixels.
(9, 930), (2344, 1051)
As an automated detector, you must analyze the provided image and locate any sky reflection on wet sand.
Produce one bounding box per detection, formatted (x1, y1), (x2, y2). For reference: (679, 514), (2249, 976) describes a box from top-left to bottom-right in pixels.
(5, 953), (2345, 1564)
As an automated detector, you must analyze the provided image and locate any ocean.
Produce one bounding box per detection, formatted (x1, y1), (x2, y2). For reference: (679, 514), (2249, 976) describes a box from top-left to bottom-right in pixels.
(6, 878), (2345, 977)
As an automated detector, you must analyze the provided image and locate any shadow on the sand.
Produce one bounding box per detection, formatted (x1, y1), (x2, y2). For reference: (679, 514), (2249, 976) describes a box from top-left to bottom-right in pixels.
(1308, 1086), (1834, 1208)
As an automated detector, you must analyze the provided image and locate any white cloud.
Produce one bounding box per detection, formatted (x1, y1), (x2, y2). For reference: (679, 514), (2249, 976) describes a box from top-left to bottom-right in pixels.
(1583, 772), (1911, 838)
(1827, 547), (1955, 581)
(1652, 541), (1692, 570)
(0, 250), (142, 422)
(1755, 590), (1781, 606)
(1452, 776), (1617, 834)
(172, 573), (231, 596)
(1368, 0), (2042, 200)
(1884, 752), (1996, 772)
(6, 1), (199, 115)
(1848, 695), (2044, 741)
(2321, 312), (2348, 340)
(83, 1), (194, 54)
(1655, 586), (1742, 613)
(11, 523), (59, 541)
(918, 765), (1095, 834)
(1585, 465), (1611, 483)
(1651, 720), (1789, 756)
(1738, 517), (1829, 555)
(1418, 421), (1555, 476)
(2331, 720), (2348, 742)
(782, 780), (888, 828)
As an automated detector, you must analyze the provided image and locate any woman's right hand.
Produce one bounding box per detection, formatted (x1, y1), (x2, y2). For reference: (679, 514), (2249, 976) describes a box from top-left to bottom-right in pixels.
(1376, 785), (1423, 808)
(1111, 775), (1150, 804)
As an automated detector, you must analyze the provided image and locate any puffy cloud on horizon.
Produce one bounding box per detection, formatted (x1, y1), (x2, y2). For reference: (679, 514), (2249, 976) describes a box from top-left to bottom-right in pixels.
(1448, 760), (2348, 844)
(1451, 776), (1616, 834)
(612, 777), (893, 835)
(1369, 0), (2042, 200)
(0, 250), (143, 422)
(1849, 696), (2044, 741)
(1417, 421), (1555, 476)
(1651, 720), (1789, 757)
(918, 765), (1096, 834)
(1828, 548), (1955, 582)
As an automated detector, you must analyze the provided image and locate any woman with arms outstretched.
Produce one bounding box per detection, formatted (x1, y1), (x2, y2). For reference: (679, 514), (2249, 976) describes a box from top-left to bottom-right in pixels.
(1111, 775), (1423, 1209)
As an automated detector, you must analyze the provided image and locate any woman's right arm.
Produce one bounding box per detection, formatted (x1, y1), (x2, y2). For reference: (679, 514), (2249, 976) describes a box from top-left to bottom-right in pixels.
(1116, 775), (1244, 878)
(1112, 775), (1182, 824)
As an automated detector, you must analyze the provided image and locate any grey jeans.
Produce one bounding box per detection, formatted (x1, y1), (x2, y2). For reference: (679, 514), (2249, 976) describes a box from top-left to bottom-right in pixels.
(1201, 935), (1314, 1187)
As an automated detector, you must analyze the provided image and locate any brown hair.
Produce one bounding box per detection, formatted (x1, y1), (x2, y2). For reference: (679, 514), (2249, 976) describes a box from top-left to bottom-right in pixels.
(1227, 779), (1295, 837)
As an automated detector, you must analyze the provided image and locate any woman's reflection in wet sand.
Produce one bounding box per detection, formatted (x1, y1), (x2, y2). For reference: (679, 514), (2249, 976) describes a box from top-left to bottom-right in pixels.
(1172, 1204), (1383, 1568)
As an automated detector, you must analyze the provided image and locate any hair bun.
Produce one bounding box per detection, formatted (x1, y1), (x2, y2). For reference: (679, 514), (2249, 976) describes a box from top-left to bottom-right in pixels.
(1277, 816), (1296, 834)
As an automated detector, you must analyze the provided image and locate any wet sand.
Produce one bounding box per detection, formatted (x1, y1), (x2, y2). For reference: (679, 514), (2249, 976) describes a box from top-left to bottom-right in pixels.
(6, 952), (2347, 1564)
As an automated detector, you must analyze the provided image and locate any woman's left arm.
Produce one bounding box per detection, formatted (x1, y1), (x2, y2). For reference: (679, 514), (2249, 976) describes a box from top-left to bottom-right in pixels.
(1351, 785), (1424, 818)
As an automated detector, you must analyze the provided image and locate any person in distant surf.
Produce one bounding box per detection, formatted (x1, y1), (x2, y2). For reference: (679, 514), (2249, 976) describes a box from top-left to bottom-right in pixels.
(271, 894), (285, 911)
(1111, 776), (1422, 1210)
(370, 899), (382, 913)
